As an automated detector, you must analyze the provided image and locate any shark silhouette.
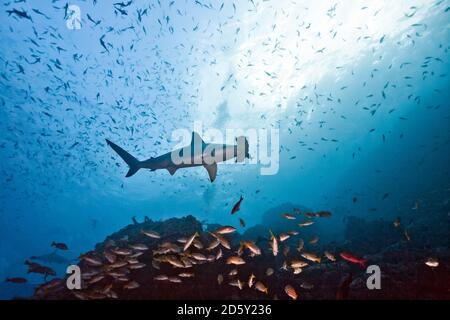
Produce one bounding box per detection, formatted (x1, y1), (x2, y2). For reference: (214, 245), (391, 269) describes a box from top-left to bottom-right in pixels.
(106, 132), (249, 182)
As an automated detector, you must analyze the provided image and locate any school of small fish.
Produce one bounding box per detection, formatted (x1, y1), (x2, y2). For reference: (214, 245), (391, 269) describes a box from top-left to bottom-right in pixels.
(1, 0), (448, 300)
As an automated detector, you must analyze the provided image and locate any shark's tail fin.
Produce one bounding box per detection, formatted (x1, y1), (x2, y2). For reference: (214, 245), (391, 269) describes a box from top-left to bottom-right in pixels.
(106, 139), (141, 177)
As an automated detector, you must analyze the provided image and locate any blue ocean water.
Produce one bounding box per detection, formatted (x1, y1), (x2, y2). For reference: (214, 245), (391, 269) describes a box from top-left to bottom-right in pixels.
(0, 1), (449, 299)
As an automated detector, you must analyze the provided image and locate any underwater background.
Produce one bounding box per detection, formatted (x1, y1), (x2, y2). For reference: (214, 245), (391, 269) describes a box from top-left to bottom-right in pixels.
(0, 0), (449, 299)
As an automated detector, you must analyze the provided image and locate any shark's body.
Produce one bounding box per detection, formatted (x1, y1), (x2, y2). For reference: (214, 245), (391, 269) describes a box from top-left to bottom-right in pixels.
(106, 132), (249, 182)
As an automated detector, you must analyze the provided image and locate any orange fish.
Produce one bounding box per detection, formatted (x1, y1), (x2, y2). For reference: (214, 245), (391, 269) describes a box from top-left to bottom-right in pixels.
(340, 252), (366, 268)
(282, 213), (296, 220)
(214, 226), (236, 234)
(226, 256), (246, 265)
(231, 195), (243, 214)
(284, 284), (298, 300)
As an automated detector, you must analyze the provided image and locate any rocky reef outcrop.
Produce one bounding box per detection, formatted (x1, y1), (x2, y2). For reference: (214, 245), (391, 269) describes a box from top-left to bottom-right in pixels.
(29, 205), (449, 300)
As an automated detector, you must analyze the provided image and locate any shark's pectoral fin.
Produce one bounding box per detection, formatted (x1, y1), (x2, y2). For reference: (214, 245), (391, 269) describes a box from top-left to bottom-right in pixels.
(204, 163), (217, 182)
(167, 167), (177, 175)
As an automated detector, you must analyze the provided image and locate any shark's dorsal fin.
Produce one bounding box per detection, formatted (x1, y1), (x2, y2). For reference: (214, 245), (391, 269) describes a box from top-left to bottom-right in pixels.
(167, 167), (177, 175)
(204, 163), (217, 182)
(191, 131), (206, 149)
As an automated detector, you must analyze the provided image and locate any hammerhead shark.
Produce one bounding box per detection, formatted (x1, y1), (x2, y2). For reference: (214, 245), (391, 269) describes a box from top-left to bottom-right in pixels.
(106, 132), (249, 182)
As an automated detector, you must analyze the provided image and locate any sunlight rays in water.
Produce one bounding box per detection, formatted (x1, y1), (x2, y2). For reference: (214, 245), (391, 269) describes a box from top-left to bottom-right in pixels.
(195, 0), (433, 128)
